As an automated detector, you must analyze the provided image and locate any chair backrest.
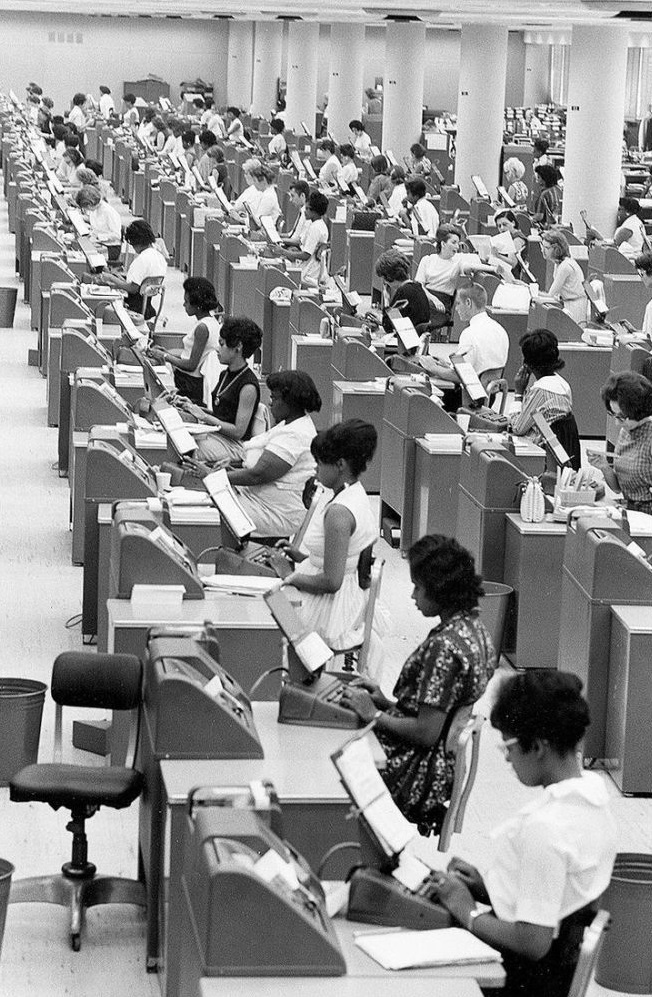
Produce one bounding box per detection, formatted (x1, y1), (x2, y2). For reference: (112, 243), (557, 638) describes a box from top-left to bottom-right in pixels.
(356, 559), (385, 674)
(567, 910), (611, 997)
(199, 349), (221, 407)
(550, 412), (582, 472)
(438, 713), (485, 852)
(139, 275), (166, 328)
(51, 652), (142, 767)
(483, 375), (509, 413)
(250, 401), (270, 437)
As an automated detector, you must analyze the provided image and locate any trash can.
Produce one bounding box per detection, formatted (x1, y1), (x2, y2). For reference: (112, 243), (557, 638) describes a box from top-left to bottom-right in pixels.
(0, 860), (13, 961)
(0, 679), (46, 785)
(0, 287), (18, 328)
(478, 582), (513, 658)
(596, 853), (652, 993)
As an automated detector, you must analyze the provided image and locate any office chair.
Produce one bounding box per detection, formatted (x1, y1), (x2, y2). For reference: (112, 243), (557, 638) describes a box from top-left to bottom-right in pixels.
(9, 651), (145, 952)
(567, 910), (611, 997)
(550, 412), (582, 472)
(437, 713), (485, 852)
(139, 275), (166, 332)
(330, 559), (385, 676)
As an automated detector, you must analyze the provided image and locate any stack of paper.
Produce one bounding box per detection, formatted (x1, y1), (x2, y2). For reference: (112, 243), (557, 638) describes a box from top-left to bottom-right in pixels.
(133, 429), (166, 448)
(422, 434), (464, 452)
(354, 927), (502, 970)
(165, 488), (212, 506)
(202, 574), (274, 596)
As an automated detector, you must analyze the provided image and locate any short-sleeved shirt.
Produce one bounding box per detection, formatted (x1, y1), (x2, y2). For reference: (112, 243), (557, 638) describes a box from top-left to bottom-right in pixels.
(379, 610), (495, 833)
(89, 201), (122, 244)
(457, 311), (510, 376)
(411, 197), (439, 238)
(268, 133), (287, 158)
(256, 186), (282, 223)
(125, 246), (167, 316)
(228, 118), (245, 142)
(416, 251), (483, 296)
(485, 773), (617, 928)
(614, 417), (652, 513)
(300, 218), (329, 284)
(340, 161), (359, 185)
(319, 154), (341, 187)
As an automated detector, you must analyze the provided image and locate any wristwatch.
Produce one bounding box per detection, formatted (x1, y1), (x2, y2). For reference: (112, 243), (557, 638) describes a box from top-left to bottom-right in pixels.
(467, 907), (484, 933)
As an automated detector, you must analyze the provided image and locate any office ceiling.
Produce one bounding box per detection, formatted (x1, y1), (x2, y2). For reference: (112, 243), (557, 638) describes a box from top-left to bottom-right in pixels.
(0, 0), (651, 28)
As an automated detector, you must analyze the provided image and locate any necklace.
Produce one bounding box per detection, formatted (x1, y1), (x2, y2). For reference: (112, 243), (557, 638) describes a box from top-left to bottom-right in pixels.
(213, 365), (248, 402)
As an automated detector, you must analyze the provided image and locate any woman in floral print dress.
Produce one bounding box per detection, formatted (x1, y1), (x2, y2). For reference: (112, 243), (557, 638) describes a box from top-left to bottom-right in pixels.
(341, 534), (496, 835)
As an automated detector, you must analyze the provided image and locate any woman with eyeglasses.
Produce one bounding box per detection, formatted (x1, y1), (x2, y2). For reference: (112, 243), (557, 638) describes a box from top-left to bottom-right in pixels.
(588, 371), (652, 514)
(340, 534), (495, 836)
(430, 670), (617, 997)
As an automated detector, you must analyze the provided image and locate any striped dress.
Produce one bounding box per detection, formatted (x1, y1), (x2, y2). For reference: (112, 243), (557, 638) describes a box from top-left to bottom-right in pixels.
(510, 373), (573, 446)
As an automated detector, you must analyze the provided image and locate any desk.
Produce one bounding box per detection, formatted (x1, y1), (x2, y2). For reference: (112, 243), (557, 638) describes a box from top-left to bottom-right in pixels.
(412, 439), (463, 544)
(607, 605), (652, 794)
(559, 343), (612, 438)
(151, 704), (385, 994)
(202, 978), (481, 997)
(332, 380), (386, 493)
(502, 514), (567, 670)
(291, 336), (332, 430)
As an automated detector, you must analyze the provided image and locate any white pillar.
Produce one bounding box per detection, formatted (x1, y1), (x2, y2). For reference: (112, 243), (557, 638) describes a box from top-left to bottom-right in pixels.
(251, 21), (283, 118)
(327, 23), (365, 144)
(562, 26), (629, 236)
(454, 24), (508, 203)
(284, 22), (320, 134)
(227, 20), (254, 111)
(382, 22), (426, 158)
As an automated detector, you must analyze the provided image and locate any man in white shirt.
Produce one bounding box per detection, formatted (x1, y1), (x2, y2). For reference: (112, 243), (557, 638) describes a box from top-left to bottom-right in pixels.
(421, 282), (509, 394)
(402, 178), (439, 238)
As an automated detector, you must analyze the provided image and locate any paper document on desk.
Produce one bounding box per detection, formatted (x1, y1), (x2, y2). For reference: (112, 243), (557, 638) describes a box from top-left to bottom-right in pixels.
(333, 736), (415, 855)
(202, 574), (274, 595)
(165, 488), (212, 506)
(354, 927), (501, 970)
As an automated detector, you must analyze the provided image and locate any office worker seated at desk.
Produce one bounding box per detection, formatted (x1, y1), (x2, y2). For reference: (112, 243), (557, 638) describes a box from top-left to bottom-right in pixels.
(341, 535), (495, 835)
(366, 154), (393, 206)
(399, 178), (440, 238)
(229, 158), (263, 221)
(121, 93), (139, 131)
(534, 230), (588, 326)
(196, 130), (219, 183)
(74, 184), (121, 248)
(277, 420), (381, 661)
(420, 282), (509, 400)
(635, 251), (652, 336)
(366, 248), (430, 336)
(589, 371), (652, 515)
(184, 371), (321, 535)
(492, 210), (528, 277)
(167, 317), (262, 479)
(277, 190), (329, 287)
(613, 196), (648, 259)
(414, 223), (489, 330)
(95, 219), (166, 319)
(181, 129), (199, 168)
(248, 164), (282, 226)
(349, 119), (373, 161)
(406, 142), (432, 178)
(316, 139), (341, 188)
(206, 146), (228, 189)
(279, 180), (312, 247)
(225, 106), (245, 143)
(387, 165), (407, 217)
(267, 117), (287, 160)
(56, 146), (83, 185)
(509, 330), (574, 446)
(338, 144), (358, 186)
(431, 670), (617, 997)
(149, 277), (223, 406)
(503, 157), (528, 206)
(532, 164), (562, 229)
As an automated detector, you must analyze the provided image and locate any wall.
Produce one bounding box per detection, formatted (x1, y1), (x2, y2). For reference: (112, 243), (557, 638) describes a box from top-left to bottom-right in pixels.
(0, 12), (229, 110)
(523, 42), (551, 106)
(506, 32), (526, 106)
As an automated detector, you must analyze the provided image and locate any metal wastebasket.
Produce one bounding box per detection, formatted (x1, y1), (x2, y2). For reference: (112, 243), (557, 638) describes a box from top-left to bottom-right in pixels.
(0, 679), (46, 785)
(596, 853), (652, 993)
(0, 287), (18, 328)
(478, 582), (513, 658)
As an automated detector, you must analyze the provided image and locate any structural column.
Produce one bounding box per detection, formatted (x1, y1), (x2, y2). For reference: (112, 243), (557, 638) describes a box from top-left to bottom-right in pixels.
(284, 22), (320, 134)
(327, 23), (366, 144)
(562, 26), (629, 236)
(454, 24), (508, 203)
(227, 20), (254, 111)
(251, 21), (283, 118)
(382, 22), (426, 158)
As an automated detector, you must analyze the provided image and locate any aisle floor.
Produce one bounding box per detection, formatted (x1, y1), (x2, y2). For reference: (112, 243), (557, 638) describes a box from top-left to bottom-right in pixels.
(0, 183), (647, 995)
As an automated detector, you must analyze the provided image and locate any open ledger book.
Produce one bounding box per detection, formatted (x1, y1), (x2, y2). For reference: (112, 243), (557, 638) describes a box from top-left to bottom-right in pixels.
(331, 731), (416, 857)
(354, 926), (501, 970)
(155, 404), (196, 458)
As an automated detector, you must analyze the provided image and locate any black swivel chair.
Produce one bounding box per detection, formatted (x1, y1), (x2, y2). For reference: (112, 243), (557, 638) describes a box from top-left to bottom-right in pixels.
(9, 652), (145, 951)
(550, 412), (582, 471)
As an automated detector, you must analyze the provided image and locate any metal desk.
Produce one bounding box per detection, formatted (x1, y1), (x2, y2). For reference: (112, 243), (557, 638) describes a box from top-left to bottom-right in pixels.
(152, 704), (385, 994)
(332, 380), (386, 493)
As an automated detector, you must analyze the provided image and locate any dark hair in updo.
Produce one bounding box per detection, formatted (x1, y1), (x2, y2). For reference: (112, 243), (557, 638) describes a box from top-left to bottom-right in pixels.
(519, 329), (565, 376)
(311, 420), (377, 477)
(491, 670), (590, 754)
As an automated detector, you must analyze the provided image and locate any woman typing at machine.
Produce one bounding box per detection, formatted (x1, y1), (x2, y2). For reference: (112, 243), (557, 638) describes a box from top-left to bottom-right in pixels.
(341, 535), (495, 836)
(431, 670), (617, 997)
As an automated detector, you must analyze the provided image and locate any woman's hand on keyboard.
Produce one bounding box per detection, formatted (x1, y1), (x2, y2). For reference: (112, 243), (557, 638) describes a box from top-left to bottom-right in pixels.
(339, 686), (378, 722)
(274, 540), (305, 564)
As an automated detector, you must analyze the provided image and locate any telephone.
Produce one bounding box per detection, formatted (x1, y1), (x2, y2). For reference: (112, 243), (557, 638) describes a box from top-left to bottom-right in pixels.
(180, 799), (346, 976)
(145, 627), (263, 758)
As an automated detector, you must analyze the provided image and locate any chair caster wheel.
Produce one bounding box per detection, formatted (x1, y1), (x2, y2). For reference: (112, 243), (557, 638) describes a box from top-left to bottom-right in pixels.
(71, 933), (81, 952)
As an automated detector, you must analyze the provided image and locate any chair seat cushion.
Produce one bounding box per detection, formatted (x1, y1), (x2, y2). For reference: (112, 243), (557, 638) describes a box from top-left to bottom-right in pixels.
(10, 764), (143, 810)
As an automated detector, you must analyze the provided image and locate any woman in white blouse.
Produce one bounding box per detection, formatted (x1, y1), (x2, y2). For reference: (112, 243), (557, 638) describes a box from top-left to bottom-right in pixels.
(614, 197), (648, 259)
(537, 230), (588, 326)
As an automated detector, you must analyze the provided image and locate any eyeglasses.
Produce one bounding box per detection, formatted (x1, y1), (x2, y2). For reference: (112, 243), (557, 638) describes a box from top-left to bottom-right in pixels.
(497, 737), (520, 758)
(609, 410), (628, 423)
